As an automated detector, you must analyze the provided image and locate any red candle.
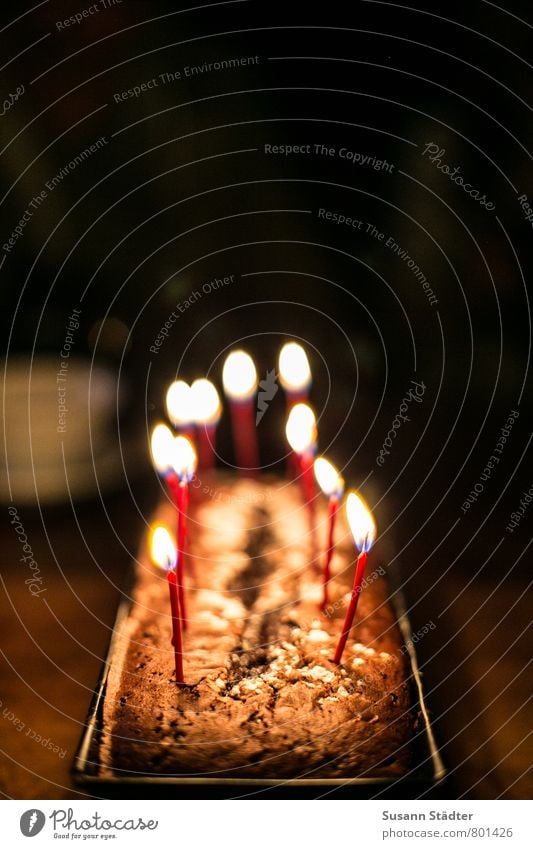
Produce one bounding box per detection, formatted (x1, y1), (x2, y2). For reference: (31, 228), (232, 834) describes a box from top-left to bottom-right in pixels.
(314, 456), (344, 611)
(285, 403), (318, 547)
(323, 496), (339, 605)
(222, 350), (259, 474)
(195, 423), (216, 470)
(176, 480), (188, 628)
(333, 492), (377, 666)
(170, 435), (197, 631)
(191, 378), (221, 472)
(167, 569), (185, 684)
(230, 401), (260, 470)
(300, 449), (317, 537)
(151, 526), (185, 685)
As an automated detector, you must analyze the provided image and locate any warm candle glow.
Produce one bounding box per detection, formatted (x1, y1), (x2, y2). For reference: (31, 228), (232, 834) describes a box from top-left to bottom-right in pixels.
(150, 525), (176, 571)
(279, 342), (311, 392)
(172, 435), (197, 482)
(191, 378), (221, 424)
(285, 403), (317, 454)
(150, 423), (174, 474)
(346, 492), (376, 553)
(314, 457), (344, 499)
(166, 380), (192, 427)
(222, 350), (257, 401)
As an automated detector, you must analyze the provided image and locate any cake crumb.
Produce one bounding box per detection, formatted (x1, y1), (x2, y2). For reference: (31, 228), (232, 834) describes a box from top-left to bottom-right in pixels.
(262, 672), (281, 685)
(352, 657), (365, 668)
(337, 685), (349, 697)
(240, 678), (262, 693)
(196, 611), (228, 631)
(353, 642), (376, 656)
(306, 629), (330, 642)
(303, 665), (335, 684)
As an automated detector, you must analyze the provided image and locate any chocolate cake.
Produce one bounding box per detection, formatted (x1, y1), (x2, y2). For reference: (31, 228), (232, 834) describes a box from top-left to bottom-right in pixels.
(99, 477), (416, 781)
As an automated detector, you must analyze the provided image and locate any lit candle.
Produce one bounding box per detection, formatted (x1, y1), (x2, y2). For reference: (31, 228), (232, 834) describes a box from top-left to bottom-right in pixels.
(150, 525), (185, 685)
(191, 378), (221, 472)
(150, 422), (176, 487)
(166, 380), (194, 439)
(285, 403), (318, 546)
(279, 342), (312, 476)
(314, 457), (344, 611)
(222, 349), (259, 473)
(170, 435), (197, 631)
(333, 492), (377, 665)
(279, 342), (311, 407)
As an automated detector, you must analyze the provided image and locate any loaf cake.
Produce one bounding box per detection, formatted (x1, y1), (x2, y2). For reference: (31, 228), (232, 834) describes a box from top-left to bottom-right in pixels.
(99, 476), (415, 781)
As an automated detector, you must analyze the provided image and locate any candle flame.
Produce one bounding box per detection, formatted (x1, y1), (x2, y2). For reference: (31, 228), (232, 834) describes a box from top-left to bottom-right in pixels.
(278, 342), (311, 392)
(285, 402), (317, 455)
(222, 350), (257, 400)
(150, 423), (174, 474)
(150, 525), (176, 571)
(191, 378), (221, 424)
(166, 380), (192, 427)
(346, 491), (376, 553)
(172, 434), (197, 481)
(314, 456), (344, 499)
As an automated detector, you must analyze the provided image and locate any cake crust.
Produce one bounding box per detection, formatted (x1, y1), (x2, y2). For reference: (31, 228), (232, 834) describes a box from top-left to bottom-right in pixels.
(100, 478), (414, 780)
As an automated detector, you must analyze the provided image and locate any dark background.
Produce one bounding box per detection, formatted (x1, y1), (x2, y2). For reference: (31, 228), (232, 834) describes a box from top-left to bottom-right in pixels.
(0, 0), (531, 799)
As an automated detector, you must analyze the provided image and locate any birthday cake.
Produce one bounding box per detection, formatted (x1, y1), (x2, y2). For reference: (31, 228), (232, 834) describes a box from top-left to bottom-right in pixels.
(98, 476), (416, 781)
